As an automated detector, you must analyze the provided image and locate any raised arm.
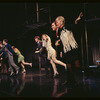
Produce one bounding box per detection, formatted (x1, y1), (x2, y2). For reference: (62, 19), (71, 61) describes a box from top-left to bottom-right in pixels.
(66, 12), (83, 30)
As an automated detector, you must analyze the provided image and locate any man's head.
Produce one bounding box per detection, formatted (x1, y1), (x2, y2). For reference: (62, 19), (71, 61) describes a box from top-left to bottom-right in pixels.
(0, 41), (3, 47)
(55, 16), (65, 28)
(34, 36), (40, 43)
(3, 39), (8, 45)
(51, 22), (57, 31)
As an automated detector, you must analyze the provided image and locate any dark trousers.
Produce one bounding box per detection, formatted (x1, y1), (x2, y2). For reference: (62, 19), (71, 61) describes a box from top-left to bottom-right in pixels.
(42, 55), (53, 75)
(0, 60), (7, 73)
(63, 49), (79, 84)
(66, 67), (76, 84)
(42, 56), (49, 75)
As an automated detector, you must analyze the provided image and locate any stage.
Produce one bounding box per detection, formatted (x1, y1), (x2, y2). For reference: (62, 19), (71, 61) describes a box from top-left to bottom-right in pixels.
(0, 67), (100, 98)
(0, 2), (100, 99)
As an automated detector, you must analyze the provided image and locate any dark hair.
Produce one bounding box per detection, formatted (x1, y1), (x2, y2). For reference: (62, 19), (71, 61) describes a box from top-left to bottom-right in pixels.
(3, 39), (8, 43)
(34, 36), (40, 40)
(51, 21), (57, 26)
(0, 41), (2, 45)
(12, 46), (15, 49)
(52, 21), (56, 24)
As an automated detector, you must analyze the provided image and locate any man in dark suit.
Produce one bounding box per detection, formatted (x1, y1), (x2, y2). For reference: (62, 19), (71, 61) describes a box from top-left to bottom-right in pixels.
(3, 39), (19, 76)
(34, 36), (49, 77)
(0, 41), (8, 73)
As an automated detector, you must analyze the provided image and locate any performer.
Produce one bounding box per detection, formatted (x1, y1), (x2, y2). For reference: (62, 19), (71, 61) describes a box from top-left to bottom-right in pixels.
(12, 46), (32, 73)
(51, 12), (83, 61)
(0, 41), (8, 73)
(34, 36), (49, 77)
(51, 22), (61, 60)
(55, 16), (81, 69)
(3, 39), (19, 76)
(55, 16), (81, 84)
(42, 34), (67, 77)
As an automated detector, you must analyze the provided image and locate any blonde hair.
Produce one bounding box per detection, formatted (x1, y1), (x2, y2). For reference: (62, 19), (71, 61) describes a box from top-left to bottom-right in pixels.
(55, 16), (65, 25)
(42, 34), (48, 39)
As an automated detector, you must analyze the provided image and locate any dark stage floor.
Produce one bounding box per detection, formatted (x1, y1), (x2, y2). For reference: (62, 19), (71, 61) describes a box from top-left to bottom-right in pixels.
(0, 67), (100, 98)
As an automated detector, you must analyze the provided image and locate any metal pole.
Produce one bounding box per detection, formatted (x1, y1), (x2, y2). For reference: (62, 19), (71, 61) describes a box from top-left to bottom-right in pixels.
(84, 3), (89, 67)
(85, 23), (89, 66)
(81, 35), (84, 66)
(38, 54), (45, 76)
(49, 7), (51, 24)
(25, 2), (28, 24)
(36, 2), (39, 23)
(38, 55), (41, 75)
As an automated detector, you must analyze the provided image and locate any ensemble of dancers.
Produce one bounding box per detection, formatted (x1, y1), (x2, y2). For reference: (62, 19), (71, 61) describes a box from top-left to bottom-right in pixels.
(0, 12), (83, 83)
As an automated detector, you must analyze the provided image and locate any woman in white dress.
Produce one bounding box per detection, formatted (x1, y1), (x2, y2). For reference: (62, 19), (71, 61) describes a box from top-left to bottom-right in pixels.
(42, 34), (67, 77)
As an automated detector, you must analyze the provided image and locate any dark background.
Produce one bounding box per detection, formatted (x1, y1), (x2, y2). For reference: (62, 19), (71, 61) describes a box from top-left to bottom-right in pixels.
(0, 2), (100, 67)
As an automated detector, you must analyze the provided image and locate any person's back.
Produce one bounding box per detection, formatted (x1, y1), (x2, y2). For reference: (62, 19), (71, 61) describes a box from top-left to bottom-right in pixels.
(5, 44), (15, 55)
(3, 39), (19, 76)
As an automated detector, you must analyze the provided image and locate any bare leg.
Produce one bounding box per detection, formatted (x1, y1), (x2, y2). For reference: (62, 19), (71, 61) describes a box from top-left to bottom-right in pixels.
(22, 60), (32, 67)
(50, 60), (59, 77)
(21, 63), (25, 69)
(52, 57), (67, 70)
(21, 63), (26, 73)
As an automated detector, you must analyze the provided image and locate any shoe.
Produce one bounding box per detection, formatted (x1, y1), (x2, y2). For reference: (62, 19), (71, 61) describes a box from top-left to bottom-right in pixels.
(30, 63), (32, 67)
(65, 65), (67, 71)
(54, 71), (59, 77)
(22, 69), (26, 73)
(16, 70), (19, 75)
(10, 72), (14, 76)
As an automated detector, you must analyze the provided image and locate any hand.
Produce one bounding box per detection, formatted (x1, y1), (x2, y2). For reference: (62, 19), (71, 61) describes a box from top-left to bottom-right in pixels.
(75, 12), (83, 24)
(36, 48), (38, 50)
(35, 51), (39, 53)
(60, 52), (62, 58)
(0, 58), (3, 60)
(79, 12), (83, 18)
(55, 40), (60, 46)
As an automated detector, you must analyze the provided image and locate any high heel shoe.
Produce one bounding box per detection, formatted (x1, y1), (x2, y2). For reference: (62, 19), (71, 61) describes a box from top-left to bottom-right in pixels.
(22, 69), (26, 73)
(54, 71), (59, 77)
(10, 71), (14, 76)
(30, 63), (32, 67)
(65, 64), (67, 71)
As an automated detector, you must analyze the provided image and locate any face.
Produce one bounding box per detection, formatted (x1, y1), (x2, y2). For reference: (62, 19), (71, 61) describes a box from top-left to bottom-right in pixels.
(51, 23), (57, 31)
(3, 41), (6, 45)
(35, 38), (39, 43)
(0, 44), (2, 47)
(55, 20), (62, 28)
(42, 35), (46, 40)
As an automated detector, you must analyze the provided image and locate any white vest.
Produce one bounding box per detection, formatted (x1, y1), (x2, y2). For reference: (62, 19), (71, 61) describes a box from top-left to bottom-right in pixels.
(60, 27), (78, 53)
